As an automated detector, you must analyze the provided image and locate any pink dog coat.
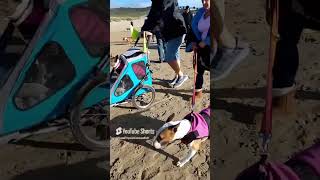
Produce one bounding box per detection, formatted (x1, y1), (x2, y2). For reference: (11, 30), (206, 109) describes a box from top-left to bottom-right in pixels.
(181, 107), (210, 144)
(236, 142), (320, 180)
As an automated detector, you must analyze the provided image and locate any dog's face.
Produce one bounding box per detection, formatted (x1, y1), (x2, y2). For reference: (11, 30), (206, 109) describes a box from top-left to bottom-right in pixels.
(153, 113), (180, 149)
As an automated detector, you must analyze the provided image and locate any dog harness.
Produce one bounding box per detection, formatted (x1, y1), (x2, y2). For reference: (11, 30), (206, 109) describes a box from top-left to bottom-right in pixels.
(181, 107), (210, 144)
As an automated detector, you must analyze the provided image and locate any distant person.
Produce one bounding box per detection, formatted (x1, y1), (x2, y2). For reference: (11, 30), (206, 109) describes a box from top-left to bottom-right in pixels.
(190, 0), (211, 99)
(211, 0), (249, 81)
(141, 0), (188, 88)
(134, 31), (153, 48)
(182, 6), (193, 44)
(132, 21), (152, 48)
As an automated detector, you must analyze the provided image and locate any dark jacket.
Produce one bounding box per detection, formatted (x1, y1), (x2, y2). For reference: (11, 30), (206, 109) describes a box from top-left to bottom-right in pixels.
(182, 11), (193, 30)
(141, 0), (186, 41)
(266, 0), (320, 27)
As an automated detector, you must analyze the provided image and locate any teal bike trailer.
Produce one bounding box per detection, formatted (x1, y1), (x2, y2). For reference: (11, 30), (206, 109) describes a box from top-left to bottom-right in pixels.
(110, 47), (155, 109)
(0, 0), (109, 151)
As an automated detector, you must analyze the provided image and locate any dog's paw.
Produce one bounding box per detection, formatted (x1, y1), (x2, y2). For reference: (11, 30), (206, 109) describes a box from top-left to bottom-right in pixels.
(176, 161), (186, 167)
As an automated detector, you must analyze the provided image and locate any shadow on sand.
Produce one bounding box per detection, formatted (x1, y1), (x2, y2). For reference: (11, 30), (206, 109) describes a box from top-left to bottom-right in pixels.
(213, 87), (320, 124)
(11, 156), (107, 180)
(110, 111), (179, 164)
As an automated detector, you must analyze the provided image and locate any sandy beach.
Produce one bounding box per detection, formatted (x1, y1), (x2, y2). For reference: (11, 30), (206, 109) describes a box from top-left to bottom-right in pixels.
(0, 0), (318, 179)
(110, 20), (210, 180)
(109, 0), (320, 179)
(212, 0), (320, 179)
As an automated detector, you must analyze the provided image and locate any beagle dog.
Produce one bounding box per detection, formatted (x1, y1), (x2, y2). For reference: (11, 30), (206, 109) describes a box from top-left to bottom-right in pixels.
(152, 107), (211, 167)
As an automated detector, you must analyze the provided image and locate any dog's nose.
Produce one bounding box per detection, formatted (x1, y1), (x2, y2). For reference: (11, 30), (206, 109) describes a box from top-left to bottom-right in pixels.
(153, 141), (162, 149)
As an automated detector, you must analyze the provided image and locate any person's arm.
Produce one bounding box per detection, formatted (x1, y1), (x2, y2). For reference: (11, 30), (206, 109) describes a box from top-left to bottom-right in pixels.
(204, 29), (211, 46)
(141, 1), (163, 32)
(191, 9), (203, 44)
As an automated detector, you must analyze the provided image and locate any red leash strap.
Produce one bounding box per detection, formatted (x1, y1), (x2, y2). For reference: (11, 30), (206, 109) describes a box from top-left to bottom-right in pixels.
(259, 0), (280, 160)
(191, 51), (198, 112)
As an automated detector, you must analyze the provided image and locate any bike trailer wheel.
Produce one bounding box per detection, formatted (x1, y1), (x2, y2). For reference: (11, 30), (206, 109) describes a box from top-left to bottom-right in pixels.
(70, 74), (109, 151)
(132, 85), (155, 109)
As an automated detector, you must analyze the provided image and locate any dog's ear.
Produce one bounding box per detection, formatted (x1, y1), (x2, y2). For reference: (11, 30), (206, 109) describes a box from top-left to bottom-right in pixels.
(169, 123), (179, 133)
(173, 124), (179, 133)
(166, 113), (175, 122)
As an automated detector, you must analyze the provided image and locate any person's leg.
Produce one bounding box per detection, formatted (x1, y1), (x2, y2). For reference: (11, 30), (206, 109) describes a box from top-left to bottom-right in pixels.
(165, 36), (188, 87)
(273, 1), (304, 91)
(134, 36), (140, 47)
(272, 1), (305, 112)
(211, 0), (250, 81)
(195, 62), (205, 98)
(156, 36), (165, 62)
(212, 0), (235, 48)
(146, 35), (151, 47)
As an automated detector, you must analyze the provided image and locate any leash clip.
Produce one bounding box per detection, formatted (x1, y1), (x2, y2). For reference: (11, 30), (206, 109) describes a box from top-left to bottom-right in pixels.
(259, 133), (271, 164)
(259, 133), (272, 156)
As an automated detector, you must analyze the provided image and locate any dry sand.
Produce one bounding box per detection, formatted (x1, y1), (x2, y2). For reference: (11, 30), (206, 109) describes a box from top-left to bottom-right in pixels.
(110, 23), (210, 180)
(213, 0), (320, 180)
(109, 0), (320, 179)
(111, 17), (145, 32)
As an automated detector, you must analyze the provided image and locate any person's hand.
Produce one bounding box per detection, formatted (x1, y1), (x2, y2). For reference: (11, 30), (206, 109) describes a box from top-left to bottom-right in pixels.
(198, 41), (206, 48)
(192, 42), (198, 52)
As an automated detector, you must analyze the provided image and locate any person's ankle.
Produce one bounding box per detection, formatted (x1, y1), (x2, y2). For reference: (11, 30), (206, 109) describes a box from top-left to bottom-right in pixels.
(178, 72), (183, 77)
(272, 84), (296, 97)
(195, 89), (203, 99)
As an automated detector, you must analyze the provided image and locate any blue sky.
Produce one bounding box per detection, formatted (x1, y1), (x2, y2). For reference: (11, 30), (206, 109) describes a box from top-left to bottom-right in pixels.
(111, 0), (202, 8)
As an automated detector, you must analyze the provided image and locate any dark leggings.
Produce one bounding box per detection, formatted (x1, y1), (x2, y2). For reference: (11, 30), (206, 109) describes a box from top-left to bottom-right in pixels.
(273, 0), (320, 88)
(195, 46), (210, 90)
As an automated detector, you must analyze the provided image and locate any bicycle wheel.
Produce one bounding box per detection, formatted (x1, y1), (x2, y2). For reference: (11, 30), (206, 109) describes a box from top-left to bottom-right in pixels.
(70, 74), (109, 151)
(132, 85), (155, 109)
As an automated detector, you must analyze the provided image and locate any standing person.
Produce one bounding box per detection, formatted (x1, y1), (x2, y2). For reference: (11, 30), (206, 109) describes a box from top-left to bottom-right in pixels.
(211, 0), (250, 81)
(141, 0), (188, 88)
(182, 6), (193, 44)
(191, 0), (211, 99)
(154, 25), (166, 63)
(133, 31), (152, 46)
(267, 0), (320, 109)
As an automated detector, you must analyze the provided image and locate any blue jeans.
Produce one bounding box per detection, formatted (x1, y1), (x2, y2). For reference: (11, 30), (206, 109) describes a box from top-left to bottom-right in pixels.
(164, 36), (183, 61)
(155, 31), (165, 61)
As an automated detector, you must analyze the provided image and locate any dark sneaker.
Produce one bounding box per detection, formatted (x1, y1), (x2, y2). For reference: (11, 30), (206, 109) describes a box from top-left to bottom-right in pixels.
(174, 75), (189, 88)
(212, 38), (249, 81)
